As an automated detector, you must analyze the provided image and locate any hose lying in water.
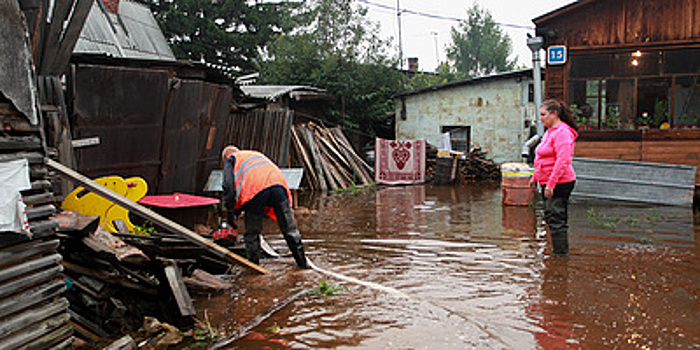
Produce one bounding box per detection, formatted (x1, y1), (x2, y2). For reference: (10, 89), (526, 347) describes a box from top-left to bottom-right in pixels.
(306, 257), (513, 350)
(252, 238), (512, 349)
(210, 288), (309, 349)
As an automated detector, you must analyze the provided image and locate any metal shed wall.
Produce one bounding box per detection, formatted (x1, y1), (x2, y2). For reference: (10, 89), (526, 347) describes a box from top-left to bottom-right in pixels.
(71, 64), (233, 195)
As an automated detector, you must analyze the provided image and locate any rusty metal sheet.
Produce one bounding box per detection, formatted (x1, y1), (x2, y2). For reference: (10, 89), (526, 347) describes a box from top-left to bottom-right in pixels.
(159, 79), (232, 194)
(72, 64), (169, 188)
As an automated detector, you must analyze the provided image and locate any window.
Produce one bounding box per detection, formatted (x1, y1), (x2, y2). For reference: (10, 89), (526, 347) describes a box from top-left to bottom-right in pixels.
(664, 49), (700, 74)
(568, 48), (700, 129)
(673, 76), (700, 126)
(569, 54), (612, 78)
(614, 51), (661, 77)
(441, 126), (470, 152)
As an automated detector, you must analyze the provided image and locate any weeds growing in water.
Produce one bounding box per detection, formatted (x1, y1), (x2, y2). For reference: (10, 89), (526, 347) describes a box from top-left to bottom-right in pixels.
(183, 317), (218, 348)
(586, 207), (667, 230)
(330, 184), (374, 196)
(638, 237), (655, 244)
(587, 208), (620, 228)
(310, 280), (346, 297)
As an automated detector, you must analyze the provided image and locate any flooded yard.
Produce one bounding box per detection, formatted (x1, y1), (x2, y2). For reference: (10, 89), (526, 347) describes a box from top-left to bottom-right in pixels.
(197, 183), (700, 349)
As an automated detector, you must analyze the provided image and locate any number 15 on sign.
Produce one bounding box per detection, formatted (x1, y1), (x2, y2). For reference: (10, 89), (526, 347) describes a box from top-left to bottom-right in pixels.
(547, 46), (567, 65)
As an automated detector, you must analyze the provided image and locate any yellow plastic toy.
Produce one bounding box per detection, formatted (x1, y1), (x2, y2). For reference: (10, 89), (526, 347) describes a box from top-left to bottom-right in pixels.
(62, 176), (148, 234)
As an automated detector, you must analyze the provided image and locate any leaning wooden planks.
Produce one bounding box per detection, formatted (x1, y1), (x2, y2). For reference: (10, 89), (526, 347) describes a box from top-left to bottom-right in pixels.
(291, 122), (374, 192)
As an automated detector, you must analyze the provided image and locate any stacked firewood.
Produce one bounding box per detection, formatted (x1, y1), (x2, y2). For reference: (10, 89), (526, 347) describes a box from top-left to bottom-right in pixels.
(54, 211), (236, 345)
(458, 147), (501, 181)
(425, 144), (501, 183)
(291, 122), (374, 192)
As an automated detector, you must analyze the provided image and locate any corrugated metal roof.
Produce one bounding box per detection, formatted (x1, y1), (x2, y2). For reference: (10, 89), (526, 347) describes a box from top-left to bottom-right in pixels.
(396, 68), (543, 98)
(240, 85), (327, 101)
(75, 0), (175, 61)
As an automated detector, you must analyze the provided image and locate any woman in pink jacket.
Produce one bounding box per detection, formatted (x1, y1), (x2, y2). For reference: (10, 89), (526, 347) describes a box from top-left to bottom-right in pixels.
(530, 99), (579, 256)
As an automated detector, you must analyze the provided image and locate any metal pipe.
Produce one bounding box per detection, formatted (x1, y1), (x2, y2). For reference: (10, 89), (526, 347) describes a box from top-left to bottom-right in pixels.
(527, 36), (544, 136)
(521, 134), (540, 162)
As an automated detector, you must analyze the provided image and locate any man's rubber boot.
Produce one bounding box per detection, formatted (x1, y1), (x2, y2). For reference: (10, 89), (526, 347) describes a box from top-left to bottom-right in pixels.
(275, 200), (308, 269)
(244, 214), (264, 265)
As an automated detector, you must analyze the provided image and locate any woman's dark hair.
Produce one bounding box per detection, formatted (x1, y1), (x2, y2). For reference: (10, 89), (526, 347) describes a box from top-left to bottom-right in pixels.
(541, 99), (578, 131)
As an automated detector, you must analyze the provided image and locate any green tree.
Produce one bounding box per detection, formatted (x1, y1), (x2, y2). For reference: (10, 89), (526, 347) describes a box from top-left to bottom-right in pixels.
(408, 63), (459, 90)
(446, 4), (517, 79)
(260, 0), (405, 137)
(142, 0), (300, 73)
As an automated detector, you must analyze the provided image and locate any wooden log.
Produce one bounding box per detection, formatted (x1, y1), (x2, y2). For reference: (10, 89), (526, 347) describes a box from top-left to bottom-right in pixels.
(291, 127), (318, 191)
(298, 126), (328, 192)
(327, 129), (371, 186)
(331, 128), (374, 178)
(46, 158), (269, 274)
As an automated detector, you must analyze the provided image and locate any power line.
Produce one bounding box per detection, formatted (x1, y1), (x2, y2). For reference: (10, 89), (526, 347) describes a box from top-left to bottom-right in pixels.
(357, 0), (535, 30)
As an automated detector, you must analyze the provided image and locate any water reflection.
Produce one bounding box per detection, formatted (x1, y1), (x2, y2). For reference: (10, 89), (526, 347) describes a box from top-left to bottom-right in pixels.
(202, 185), (700, 349)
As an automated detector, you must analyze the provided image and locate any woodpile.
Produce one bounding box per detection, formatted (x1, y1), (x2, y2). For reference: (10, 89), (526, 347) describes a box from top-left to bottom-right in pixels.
(458, 147), (502, 181)
(54, 210), (237, 345)
(425, 144), (501, 183)
(291, 122), (374, 192)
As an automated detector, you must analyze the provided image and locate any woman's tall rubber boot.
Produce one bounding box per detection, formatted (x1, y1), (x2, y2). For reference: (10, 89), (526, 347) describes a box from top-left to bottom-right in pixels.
(545, 197), (569, 257)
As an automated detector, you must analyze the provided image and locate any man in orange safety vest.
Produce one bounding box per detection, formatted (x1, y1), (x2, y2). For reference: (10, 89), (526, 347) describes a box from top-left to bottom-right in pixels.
(221, 145), (308, 268)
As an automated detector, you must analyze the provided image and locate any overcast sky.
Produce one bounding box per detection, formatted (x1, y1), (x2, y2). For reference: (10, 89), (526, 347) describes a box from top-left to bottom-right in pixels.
(361, 0), (576, 72)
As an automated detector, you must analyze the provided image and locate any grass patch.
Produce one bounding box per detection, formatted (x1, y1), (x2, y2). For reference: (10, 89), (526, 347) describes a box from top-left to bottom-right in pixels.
(310, 280), (346, 297)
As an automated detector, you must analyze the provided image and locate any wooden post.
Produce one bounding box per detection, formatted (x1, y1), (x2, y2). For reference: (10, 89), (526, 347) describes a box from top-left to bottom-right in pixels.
(46, 158), (269, 274)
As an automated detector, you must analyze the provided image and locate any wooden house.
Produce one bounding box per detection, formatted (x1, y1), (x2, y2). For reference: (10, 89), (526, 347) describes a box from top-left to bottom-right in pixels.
(533, 0), (700, 190)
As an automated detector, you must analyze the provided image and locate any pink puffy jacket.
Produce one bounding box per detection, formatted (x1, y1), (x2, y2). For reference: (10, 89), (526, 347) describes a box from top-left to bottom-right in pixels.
(533, 122), (578, 189)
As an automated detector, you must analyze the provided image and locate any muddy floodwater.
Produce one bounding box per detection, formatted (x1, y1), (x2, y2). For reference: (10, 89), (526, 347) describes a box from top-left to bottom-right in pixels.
(196, 183), (700, 349)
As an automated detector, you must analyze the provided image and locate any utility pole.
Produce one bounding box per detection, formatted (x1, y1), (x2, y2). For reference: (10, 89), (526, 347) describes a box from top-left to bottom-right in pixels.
(397, 0), (403, 69)
(431, 31), (439, 69)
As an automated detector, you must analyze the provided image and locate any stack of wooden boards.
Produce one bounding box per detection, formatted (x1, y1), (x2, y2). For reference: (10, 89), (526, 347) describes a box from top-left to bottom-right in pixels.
(291, 122), (374, 192)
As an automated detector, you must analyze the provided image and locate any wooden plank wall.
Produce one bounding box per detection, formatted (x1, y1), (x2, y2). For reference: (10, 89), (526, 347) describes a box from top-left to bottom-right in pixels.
(536, 0), (700, 48)
(575, 130), (700, 185)
(227, 110), (293, 168)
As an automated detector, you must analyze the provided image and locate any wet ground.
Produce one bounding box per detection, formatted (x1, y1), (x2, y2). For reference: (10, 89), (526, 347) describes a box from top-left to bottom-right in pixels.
(196, 183), (700, 349)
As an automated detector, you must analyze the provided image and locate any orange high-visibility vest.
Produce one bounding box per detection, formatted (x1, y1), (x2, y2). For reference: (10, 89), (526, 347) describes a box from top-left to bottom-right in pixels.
(228, 151), (291, 218)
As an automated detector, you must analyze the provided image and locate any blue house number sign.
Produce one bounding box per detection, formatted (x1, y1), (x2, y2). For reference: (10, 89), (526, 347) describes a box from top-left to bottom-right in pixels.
(547, 45), (567, 65)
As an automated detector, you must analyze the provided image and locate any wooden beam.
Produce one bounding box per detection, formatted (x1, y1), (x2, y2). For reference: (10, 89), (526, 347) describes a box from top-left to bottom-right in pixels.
(48, 0), (92, 75)
(163, 262), (196, 317)
(46, 158), (269, 274)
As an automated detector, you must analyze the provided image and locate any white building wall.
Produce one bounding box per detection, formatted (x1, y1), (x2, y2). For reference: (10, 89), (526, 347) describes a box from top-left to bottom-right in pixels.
(396, 77), (537, 164)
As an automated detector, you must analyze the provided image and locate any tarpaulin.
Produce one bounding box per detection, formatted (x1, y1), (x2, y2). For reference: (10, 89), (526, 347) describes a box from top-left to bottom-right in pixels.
(0, 158), (31, 234)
